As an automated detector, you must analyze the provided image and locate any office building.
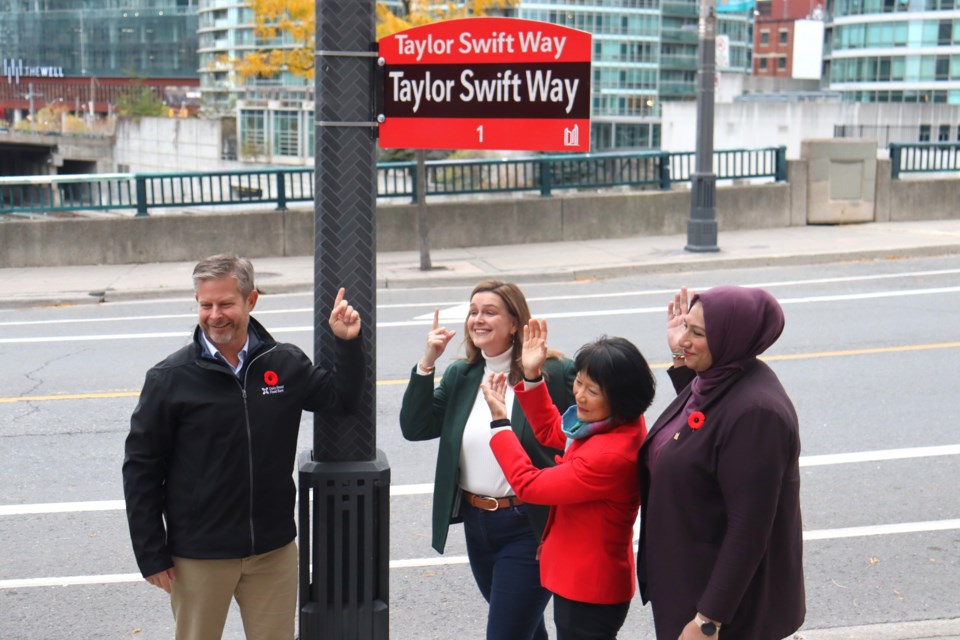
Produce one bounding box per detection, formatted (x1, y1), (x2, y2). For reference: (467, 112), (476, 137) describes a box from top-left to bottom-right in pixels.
(824, 0), (960, 103)
(0, 0), (199, 120)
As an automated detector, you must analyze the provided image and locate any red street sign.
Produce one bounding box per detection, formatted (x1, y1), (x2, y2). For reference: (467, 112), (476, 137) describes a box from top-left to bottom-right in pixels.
(378, 17), (591, 152)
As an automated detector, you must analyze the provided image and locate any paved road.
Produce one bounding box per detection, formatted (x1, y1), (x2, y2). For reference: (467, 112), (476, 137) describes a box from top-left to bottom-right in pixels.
(2, 256), (960, 638)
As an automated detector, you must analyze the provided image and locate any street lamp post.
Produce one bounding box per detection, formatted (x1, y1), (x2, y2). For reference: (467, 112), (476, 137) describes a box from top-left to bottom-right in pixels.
(299, 1), (389, 638)
(686, 0), (720, 252)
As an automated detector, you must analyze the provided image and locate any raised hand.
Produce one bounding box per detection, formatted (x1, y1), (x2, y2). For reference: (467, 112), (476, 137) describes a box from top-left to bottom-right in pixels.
(328, 287), (361, 340)
(667, 287), (693, 358)
(480, 372), (509, 421)
(521, 318), (549, 380)
(421, 308), (456, 371)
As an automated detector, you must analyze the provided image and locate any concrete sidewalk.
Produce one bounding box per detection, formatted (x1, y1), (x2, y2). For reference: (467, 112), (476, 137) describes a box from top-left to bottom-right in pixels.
(1, 219), (960, 308)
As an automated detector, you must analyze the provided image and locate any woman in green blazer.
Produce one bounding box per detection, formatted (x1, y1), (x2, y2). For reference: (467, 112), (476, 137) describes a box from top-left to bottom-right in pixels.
(400, 280), (575, 640)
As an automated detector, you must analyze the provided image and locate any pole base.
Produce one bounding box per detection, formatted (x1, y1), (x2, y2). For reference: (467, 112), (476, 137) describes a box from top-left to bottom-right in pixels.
(685, 217), (719, 253)
(298, 450), (390, 640)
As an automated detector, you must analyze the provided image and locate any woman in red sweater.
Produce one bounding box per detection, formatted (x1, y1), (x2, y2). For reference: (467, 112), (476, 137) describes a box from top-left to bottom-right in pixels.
(481, 319), (656, 640)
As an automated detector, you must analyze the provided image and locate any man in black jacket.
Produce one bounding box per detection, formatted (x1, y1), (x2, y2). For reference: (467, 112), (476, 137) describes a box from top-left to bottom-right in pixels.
(122, 254), (363, 640)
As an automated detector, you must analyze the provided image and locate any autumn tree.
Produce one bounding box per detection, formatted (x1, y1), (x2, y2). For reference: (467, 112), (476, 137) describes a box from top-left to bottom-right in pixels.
(234, 0), (517, 81)
(115, 83), (168, 118)
(235, 0), (518, 270)
(233, 0), (316, 81)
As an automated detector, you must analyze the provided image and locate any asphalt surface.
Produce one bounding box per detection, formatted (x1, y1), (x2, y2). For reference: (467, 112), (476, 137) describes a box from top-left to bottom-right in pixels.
(3, 218), (960, 639)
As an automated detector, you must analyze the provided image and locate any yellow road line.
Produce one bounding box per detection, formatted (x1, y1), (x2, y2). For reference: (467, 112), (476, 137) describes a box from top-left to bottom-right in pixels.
(3, 342), (958, 404)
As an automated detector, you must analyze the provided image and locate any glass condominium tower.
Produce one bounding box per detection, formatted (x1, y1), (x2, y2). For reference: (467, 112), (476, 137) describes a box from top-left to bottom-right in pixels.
(520, 0), (662, 149)
(0, 0), (198, 79)
(519, 0), (752, 150)
(198, 0), (311, 110)
(825, 0), (960, 103)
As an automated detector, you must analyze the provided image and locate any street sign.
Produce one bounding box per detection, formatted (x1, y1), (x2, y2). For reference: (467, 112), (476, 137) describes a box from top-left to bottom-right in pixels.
(379, 17), (591, 152)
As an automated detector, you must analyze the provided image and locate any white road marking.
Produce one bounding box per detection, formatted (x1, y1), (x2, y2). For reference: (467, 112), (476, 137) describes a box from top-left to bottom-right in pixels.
(5, 285), (960, 344)
(3, 518), (960, 590)
(4, 444), (959, 517)
(802, 519), (960, 541)
(800, 444), (960, 467)
(5, 267), (960, 329)
(0, 484), (436, 516)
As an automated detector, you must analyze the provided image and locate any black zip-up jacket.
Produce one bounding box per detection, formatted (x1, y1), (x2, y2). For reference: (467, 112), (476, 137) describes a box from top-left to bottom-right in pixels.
(122, 317), (363, 578)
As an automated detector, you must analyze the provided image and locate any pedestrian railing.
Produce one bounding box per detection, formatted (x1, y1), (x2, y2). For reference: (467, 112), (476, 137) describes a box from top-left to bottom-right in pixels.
(0, 147), (786, 216)
(889, 142), (960, 179)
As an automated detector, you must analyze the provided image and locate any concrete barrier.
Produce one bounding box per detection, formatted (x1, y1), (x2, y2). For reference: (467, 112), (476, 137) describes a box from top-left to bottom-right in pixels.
(0, 183), (793, 268)
(1, 168), (958, 268)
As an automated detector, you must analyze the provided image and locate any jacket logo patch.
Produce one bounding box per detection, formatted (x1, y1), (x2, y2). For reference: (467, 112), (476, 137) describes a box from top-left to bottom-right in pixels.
(262, 370), (285, 395)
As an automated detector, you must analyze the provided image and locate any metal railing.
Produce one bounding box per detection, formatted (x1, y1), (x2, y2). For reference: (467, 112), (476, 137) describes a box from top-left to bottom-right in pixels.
(0, 147), (786, 216)
(889, 142), (960, 179)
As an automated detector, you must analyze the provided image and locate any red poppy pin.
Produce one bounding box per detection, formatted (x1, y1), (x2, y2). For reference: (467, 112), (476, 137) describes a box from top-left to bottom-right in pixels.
(688, 411), (706, 430)
(263, 370), (279, 386)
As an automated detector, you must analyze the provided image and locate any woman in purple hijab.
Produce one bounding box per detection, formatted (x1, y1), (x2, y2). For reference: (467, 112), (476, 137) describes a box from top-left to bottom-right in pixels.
(636, 286), (805, 640)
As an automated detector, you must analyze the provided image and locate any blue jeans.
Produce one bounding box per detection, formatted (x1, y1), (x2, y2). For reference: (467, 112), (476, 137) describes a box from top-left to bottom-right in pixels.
(461, 502), (551, 640)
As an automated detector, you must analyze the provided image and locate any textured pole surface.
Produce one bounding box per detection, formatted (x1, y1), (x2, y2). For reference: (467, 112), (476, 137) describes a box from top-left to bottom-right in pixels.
(301, 2), (389, 638)
(313, 0), (378, 461)
(686, 0), (719, 252)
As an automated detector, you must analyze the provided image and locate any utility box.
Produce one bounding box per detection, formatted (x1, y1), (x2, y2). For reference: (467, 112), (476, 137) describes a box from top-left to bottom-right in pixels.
(802, 138), (877, 224)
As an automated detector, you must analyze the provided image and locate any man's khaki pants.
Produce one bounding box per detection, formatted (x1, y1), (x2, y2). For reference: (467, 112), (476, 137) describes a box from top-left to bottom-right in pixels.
(170, 540), (297, 640)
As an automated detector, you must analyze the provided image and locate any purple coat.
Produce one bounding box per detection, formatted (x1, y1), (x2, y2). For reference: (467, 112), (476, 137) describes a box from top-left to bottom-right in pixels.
(637, 363), (805, 640)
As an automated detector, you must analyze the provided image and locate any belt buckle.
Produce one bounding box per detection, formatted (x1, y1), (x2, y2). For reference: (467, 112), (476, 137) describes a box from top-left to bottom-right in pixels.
(477, 495), (500, 511)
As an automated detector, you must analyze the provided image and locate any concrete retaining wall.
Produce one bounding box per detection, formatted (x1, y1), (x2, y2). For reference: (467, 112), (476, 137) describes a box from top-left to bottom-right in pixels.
(1, 159), (957, 268)
(0, 183), (795, 268)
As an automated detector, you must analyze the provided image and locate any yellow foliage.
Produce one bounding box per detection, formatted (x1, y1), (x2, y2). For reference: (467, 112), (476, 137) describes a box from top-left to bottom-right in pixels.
(234, 0), (316, 81)
(231, 0), (518, 79)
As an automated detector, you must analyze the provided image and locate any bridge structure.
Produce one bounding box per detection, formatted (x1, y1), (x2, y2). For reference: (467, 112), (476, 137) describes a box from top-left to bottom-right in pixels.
(0, 128), (113, 177)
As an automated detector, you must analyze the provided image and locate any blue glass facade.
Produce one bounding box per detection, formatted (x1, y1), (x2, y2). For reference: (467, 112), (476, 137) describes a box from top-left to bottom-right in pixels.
(826, 0), (960, 103)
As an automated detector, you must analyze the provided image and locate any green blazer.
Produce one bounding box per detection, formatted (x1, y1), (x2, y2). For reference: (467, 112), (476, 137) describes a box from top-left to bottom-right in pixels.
(399, 356), (576, 553)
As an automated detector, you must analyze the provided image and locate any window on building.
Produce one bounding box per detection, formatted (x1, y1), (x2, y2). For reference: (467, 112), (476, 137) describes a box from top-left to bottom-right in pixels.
(777, 56), (787, 70)
(760, 30), (769, 45)
(759, 57), (769, 70)
(240, 110), (266, 156)
(273, 111), (299, 157)
(938, 20), (952, 45)
(779, 29), (789, 45)
(938, 125), (950, 141)
(878, 58), (891, 80)
(919, 124), (931, 142)
(935, 55), (950, 80)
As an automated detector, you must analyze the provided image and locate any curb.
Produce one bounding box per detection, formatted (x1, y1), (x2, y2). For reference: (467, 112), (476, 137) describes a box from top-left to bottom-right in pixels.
(378, 242), (960, 290)
(795, 618), (960, 639)
(3, 242), (960, 309)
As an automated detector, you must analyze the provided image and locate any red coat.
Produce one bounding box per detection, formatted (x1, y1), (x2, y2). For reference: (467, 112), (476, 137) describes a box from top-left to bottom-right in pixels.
(490, 381), (647, 604)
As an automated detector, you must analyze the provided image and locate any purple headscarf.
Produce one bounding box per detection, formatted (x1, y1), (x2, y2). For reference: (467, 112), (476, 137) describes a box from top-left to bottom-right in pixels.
(689, 286), (785, 408)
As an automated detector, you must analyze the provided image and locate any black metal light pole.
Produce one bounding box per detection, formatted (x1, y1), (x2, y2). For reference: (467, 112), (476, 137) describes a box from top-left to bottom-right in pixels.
(299, 1), (389, 638)
(686, 0), (720, 252)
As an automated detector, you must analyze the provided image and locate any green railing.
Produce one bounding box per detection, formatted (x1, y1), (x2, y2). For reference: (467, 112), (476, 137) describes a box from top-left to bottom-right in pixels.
(0, 147), (786, 216)
(889, 142), (960, 179)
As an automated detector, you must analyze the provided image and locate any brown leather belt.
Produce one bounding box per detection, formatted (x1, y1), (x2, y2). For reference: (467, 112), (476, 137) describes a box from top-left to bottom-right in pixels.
(463, 490), (524, 511)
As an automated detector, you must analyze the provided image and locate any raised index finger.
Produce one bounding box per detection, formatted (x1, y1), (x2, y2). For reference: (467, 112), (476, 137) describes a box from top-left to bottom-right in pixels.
(333, 287), (345, 309)
(433, 308), (440, 331)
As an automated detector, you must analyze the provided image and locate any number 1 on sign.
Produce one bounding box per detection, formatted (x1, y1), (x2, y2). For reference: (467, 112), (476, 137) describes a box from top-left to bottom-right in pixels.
(477, 125), (484, 143)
